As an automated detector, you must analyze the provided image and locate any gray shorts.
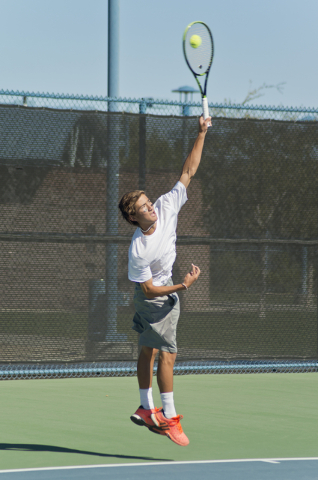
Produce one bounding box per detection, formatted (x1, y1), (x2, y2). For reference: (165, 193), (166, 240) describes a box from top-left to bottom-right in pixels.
(132, 278), (180, 353)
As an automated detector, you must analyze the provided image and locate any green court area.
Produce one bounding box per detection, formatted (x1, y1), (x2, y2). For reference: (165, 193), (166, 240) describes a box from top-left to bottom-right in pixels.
(1, 373), (317, 470)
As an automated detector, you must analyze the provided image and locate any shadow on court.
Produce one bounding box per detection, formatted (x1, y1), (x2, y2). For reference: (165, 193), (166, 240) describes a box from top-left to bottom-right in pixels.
(0, 443), (172, 462)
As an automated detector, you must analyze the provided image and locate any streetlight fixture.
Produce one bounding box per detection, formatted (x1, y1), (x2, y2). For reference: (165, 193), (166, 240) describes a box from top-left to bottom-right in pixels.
(172, 85), (200, 116)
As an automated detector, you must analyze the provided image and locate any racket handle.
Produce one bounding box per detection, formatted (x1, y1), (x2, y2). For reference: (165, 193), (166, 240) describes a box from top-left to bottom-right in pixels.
(202, 96), (209, 121)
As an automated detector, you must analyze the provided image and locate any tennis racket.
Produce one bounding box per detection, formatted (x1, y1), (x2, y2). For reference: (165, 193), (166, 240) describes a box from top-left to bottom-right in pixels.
(183, 21), (214, 121)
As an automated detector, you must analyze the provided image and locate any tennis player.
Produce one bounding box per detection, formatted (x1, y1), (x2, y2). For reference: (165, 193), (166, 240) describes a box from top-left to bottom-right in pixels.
(118, 115), (211, 446)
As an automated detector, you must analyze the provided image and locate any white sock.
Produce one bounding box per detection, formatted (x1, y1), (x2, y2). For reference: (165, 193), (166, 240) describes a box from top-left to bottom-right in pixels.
(139, 388), (155, 410)
(160, 392), (177, 419)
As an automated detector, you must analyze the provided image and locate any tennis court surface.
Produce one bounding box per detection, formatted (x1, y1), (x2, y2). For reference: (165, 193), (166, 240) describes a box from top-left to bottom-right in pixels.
(1, 374), (317, 479)
(1, 459), (318, 480)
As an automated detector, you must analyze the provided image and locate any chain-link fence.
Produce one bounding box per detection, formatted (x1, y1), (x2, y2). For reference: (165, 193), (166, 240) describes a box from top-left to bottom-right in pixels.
(1, 88), (318, 119)
(0, 89), (317, 379)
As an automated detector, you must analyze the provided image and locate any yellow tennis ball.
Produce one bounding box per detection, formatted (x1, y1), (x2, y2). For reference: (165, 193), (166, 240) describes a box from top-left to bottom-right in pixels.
(190, 34), (202, 48)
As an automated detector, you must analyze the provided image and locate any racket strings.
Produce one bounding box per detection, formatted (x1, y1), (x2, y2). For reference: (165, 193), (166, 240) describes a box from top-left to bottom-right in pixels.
(184, 24), (213, 75)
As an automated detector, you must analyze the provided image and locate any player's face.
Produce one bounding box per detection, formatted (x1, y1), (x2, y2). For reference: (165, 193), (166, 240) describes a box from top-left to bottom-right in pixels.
(132, 194), (157, 225)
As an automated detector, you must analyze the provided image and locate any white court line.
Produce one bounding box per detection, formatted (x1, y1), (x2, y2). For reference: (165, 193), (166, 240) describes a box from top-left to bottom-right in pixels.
(1, 457), (318, 474)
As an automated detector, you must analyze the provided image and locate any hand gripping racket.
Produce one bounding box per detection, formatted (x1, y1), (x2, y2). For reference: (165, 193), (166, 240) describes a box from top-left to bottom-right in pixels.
(183, 21), (214, 120)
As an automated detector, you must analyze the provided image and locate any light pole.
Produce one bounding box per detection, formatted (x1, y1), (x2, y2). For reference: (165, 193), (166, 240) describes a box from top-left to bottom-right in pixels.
(105, 0), (126, 341)
(172, 85), (200, 116)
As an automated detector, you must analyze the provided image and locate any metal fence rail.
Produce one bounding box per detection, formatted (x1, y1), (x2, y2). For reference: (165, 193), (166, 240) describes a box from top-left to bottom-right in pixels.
(1, 361), (317, 381)
(0, 88), (318, 120)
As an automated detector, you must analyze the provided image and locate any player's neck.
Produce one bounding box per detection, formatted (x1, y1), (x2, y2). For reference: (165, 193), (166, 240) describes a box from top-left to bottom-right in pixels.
(140, 221), (157, 236)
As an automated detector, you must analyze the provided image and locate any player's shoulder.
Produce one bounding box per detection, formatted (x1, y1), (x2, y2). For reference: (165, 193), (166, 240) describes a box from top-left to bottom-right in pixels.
(166, 181), (186, 196)
(155, 181), (187, 212)
(129, 231), (150, 268)
(156, 182), (185, 202)
(129, 228), (143, 254)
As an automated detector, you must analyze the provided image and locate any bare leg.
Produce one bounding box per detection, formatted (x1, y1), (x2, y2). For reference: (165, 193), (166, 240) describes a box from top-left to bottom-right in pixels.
(157, 351), (177, 393)
(155, 351), (189, 446)
(137, 346), (158, 389)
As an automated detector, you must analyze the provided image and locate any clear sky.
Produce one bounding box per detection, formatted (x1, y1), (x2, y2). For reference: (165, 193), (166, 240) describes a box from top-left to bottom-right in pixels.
(0, 0), (317, 108)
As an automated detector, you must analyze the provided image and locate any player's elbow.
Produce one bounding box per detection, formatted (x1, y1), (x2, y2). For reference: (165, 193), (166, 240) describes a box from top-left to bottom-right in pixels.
(141, 284), (156, 299)
(180, 168), (196, 187)
(183, 166), (196, 180)
(145, 289), (157, 299)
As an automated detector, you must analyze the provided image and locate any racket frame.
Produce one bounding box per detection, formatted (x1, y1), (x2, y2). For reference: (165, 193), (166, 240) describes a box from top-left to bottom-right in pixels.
(183, 21), (214, 119)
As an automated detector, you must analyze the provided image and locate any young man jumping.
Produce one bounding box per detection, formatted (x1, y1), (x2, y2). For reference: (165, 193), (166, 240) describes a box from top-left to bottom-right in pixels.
(118, 115), (211, 446)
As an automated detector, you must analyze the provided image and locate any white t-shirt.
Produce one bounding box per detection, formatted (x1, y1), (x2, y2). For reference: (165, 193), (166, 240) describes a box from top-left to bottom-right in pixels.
(128, 181), (188, 286)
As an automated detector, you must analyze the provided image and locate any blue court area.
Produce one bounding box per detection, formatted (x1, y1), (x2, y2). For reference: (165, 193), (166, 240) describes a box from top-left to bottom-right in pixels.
(1, 459), (318, 480)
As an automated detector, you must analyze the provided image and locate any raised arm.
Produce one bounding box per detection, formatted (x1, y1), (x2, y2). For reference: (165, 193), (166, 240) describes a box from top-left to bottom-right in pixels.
(179, 115), (212, 189)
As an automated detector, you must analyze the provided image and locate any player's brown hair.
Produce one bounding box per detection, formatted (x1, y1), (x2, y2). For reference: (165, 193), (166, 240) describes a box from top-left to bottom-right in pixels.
(118, 190), (145, 226)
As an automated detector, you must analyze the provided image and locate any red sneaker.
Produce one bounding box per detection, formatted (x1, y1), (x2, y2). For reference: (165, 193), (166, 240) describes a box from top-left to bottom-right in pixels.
(130, 406), (169, 433)
(155, 410), (189, 446)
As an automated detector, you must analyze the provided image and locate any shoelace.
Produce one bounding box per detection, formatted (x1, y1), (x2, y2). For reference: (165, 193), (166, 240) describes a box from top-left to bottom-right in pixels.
(150, 408), (170, 431)
(168, 415), (184, 433)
